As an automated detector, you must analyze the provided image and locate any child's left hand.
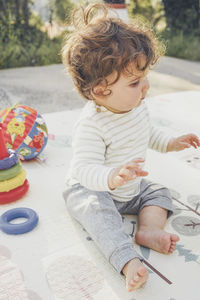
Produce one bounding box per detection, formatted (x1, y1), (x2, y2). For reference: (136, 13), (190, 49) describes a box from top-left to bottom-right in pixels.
(167, 134), (200, 152)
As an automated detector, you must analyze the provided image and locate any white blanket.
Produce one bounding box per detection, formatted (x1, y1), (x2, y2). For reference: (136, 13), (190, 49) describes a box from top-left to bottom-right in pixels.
(0, 91), (199, 300)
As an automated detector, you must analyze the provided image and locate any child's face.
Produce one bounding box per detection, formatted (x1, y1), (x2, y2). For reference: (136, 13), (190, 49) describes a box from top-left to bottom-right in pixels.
(93, 59), (150, 113)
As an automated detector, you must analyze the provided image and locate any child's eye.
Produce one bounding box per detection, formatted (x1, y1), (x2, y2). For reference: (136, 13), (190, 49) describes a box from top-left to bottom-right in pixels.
(130, 80), (139, 87)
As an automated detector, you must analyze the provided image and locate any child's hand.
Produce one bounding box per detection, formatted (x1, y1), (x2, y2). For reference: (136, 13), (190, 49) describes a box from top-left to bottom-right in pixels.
(167, 134), (200, 152)
(108, 158), (148, 190)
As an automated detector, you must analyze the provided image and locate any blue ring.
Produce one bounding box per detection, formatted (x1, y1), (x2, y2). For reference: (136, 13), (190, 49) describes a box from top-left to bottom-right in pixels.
(0, 149), (19, 170)
(0, 207), (39, 235)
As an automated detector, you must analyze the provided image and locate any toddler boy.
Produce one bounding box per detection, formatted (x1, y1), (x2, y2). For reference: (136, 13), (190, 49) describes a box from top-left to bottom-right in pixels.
(62, 3), (200, 291)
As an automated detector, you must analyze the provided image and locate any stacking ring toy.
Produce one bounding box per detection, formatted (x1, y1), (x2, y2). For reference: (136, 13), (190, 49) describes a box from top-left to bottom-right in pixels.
(0, 179), (29, 204)
(0, 161), (22, 181)
(0, 207), (39, 234)
(0, 149), (18, 170)
(0, 168), (26, 192)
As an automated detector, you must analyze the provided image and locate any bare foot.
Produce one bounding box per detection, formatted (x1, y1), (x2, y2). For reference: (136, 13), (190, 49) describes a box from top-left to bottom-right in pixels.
(122, 258), (148, 292)
(135, 227), (180, 254)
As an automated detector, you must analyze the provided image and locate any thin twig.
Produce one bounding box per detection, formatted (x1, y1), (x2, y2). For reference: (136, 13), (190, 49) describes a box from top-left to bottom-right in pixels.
(184, 222), (200, 227)
(172, 197), (200, 217)
(140, 258), (172, 285)
(195, 202), (200, 212)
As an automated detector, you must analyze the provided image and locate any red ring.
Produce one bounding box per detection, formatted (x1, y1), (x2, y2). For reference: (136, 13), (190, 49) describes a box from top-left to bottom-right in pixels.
(0, 179), (29, 204)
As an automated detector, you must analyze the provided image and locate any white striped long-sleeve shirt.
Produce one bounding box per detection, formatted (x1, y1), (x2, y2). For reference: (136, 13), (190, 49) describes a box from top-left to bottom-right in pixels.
(66, 100), (172, 202)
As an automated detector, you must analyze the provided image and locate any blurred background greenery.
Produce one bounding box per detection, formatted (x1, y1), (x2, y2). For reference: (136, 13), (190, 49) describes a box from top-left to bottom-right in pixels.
(128, 0), (200, 61)
(0, 0), (199, 69)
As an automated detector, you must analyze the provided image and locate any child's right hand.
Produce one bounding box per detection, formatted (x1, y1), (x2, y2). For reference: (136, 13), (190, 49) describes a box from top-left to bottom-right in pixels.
(108, 158), (148, 190)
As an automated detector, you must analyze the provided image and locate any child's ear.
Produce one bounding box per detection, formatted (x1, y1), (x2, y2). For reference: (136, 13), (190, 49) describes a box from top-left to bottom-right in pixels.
(92, 84), (105, 96)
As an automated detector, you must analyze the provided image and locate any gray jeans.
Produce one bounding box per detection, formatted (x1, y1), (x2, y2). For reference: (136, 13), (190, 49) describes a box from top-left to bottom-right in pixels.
(63, 179), (173, 273)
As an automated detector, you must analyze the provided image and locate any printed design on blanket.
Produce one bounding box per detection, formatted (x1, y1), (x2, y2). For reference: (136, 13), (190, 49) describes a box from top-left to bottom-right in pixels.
(46, 256), (104, 300)
(0, 245), (42, 300)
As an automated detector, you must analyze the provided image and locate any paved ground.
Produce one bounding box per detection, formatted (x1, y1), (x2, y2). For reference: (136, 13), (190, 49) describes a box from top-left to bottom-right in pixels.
(0, 56), (199, 114)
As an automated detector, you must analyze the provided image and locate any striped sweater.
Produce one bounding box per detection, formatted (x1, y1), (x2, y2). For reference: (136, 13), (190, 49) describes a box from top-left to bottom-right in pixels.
(66, 100), (172, 202)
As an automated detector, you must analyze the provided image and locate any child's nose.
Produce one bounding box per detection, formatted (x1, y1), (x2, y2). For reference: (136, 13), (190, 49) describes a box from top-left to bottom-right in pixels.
(142, 77), (150, 91)
(143, 77), (150, 90)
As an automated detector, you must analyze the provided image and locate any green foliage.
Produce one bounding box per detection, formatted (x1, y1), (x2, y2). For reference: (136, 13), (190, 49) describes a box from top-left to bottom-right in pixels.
(50, 0), (74, 24)
(29, 11), (44, 29)
(162, 0), (200, 35)
(128, 0), (200, 61)
(161, 30), (200, 61)
(0, 22), (63, 69)
(162, 0), (200, 61)
(128, 0), (165, 29)
(0, 0), (72, 69)
(0, 0), (33, 27)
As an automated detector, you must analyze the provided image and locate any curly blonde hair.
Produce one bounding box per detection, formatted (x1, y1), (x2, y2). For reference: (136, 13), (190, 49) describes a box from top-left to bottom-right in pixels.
(62, 3), (164, 100)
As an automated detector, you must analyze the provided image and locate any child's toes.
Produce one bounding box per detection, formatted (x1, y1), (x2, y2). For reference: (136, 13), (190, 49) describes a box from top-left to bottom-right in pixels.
(169, 244), (176, 253)
(133, 275), (139, 282)
(168, 234), (179, 253)
(171, 234), (179, 242)
(127, 281), (136, 292)
(125, 262), (148, 292)
(170, 243), (176, 250)
(134, 268), (148, 286)
(129, 276), (139, 287)
(128, 280), (140, 291)
(139, 267), (148, 274)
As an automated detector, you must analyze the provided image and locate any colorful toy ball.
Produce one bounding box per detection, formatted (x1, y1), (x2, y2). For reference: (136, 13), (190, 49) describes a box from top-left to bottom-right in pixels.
(0, 105), (48, 160)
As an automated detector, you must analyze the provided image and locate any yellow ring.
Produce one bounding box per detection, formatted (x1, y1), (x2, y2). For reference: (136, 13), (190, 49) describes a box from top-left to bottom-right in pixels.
(0, 169), (26, 192)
